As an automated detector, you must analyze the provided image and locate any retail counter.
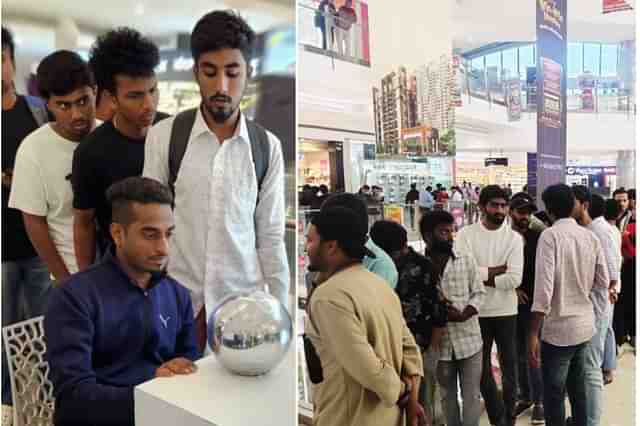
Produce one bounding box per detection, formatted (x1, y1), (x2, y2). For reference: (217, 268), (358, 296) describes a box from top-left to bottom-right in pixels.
(135, 346), (296, 426)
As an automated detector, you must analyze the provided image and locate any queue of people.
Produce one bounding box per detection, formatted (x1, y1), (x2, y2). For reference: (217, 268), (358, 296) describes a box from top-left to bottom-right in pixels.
(2, 11), (288, 426)
(304, 183), (635, 426)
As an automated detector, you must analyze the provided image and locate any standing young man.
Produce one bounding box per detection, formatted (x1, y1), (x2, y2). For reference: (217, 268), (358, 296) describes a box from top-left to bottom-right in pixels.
(529, 184), (609, 426)
(73, 28), (169, 270)
(1, 26), (51, 419)
(143, 11), (288, 350)
(421, 210), (486, 426)
(613, 188), (631, 233)
(305, 206), (423, 426)
(9, 50), (97, 282)
(509, 193), (545, 424)
(454, 185), (524, 426)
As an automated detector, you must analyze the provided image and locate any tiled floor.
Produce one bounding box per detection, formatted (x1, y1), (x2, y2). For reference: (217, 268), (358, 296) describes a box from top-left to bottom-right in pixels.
(481, 347), (636, 426)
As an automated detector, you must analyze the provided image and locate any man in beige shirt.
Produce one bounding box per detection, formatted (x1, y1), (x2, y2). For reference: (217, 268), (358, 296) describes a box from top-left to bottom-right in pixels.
(305, 206), (424, 426)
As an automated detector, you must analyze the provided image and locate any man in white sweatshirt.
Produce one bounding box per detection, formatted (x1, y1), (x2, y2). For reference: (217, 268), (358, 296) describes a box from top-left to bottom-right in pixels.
(454, 185), (524, 426)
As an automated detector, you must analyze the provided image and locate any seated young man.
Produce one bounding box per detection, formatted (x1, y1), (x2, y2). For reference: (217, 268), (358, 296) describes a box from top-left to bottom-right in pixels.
(45, 177), (200, 426)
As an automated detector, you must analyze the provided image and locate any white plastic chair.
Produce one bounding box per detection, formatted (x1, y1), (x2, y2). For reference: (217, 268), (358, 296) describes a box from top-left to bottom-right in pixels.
(2, 316), (54, 426)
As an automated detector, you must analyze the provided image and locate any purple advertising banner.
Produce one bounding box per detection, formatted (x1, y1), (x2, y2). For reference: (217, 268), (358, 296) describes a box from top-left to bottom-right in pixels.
(527, 152), (538, 200)
(536, 0), (567, 207)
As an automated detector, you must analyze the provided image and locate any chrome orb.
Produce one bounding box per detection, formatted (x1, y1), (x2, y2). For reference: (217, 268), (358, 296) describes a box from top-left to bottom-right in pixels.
(207, 290), (292, 376)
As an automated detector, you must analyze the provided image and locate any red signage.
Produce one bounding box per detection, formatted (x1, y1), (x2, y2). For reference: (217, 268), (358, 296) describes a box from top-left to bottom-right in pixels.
(603, 0), (633, 13)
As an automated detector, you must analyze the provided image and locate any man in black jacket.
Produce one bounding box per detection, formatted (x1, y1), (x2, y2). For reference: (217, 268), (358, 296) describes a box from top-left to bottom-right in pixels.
(509, 193), (544, 424)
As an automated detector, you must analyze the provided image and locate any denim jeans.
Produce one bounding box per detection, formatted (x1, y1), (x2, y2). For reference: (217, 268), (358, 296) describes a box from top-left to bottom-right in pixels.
(437, 350), (482, 426)
(541, 340), (589, 426)
(585, 308), (610, 426)
(479, 316), (519, 425)
(419, 346), (443, 425)
(516, 308), (543, 403)
(1, 257), (51, 405)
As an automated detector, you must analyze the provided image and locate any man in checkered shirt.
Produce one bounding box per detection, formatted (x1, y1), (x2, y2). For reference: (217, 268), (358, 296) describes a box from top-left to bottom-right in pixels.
(420, 210), (486, 426)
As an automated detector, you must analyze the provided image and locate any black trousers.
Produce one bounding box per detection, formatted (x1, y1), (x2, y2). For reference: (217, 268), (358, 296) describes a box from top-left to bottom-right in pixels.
(480, 315), (519, 426)
(613, 258), (636, 344)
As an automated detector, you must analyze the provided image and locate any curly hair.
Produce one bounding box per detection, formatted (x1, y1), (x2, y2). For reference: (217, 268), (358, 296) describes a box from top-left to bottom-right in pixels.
(89, 27), (159, 95)
(191, 10), (255, 64)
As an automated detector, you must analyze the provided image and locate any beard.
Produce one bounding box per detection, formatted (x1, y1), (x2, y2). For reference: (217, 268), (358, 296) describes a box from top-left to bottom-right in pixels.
(204, 92), (239, 124)
(432, 239), (454, 255)
(486, 213), (505, 226)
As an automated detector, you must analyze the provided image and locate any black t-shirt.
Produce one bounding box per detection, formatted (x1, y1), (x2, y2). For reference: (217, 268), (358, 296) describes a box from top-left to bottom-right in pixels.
(71, 113), (170, 246)
(2, 96), (40, 261)
(519, 227), (541, 310)
(405, 189), (419, 204)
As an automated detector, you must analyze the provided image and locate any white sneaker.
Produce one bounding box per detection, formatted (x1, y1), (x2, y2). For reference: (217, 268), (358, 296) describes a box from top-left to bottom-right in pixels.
(1, 405), (13, 426)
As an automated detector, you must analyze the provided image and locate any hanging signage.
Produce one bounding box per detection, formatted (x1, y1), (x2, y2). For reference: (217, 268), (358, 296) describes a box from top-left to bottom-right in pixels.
(566, 166), (616, 176)
(505, 79), (522, 121)
(603, 0), (633, 13)
(536, 0), (567, 205)
(485, 157), (509, 167)
(578, 73), (597, 112)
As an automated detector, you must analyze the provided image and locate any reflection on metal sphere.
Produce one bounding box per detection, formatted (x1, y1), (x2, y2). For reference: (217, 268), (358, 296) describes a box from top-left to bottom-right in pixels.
(207, 290), (292, 376)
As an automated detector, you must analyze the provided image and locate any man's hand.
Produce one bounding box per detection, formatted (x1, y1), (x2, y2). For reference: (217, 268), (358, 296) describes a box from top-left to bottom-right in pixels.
(1, 171), (12, 189)
(517, 289), (529, 305)
(528, 334), (541, 369)
(155, 357), (197, 378)
(609, 288), (619, 304)
(488, 264), (508, 278)
(430, 327), (446, 353)
(447, 306), (467, 322)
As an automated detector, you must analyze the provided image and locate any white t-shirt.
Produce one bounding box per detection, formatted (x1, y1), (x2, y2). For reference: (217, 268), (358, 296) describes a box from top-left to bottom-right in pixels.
(454, 220), (524, 317)
(8, 124), (80, 274)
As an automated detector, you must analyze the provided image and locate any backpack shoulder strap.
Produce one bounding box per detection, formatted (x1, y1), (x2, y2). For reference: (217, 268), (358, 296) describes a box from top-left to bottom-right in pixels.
(25, 95), (48, 127)
(245, 119), (271, 194)
(168, 108), (198, 197)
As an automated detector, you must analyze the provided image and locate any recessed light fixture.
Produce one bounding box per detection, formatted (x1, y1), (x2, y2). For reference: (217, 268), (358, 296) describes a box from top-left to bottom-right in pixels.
(134, 3), (145, 16)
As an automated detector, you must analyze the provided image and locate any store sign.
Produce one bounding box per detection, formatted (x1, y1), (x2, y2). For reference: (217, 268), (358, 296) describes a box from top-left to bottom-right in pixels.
(536, 0), (567, 205)
(566, 166), (616, 176)
(603, 0), (633, 13)
(485, 157), (509, 167)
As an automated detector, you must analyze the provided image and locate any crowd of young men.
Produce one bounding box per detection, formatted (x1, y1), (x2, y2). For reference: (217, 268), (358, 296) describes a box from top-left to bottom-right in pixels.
(2, 10), (288, 426)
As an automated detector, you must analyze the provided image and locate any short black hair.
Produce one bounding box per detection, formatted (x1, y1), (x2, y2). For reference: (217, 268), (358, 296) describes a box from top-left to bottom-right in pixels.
(572, 185), (591, 205)
(2, 26), (15, 64)
(37, 50), (95, 99)
(106, 177), (173, 226)
(613, 188), (628, 198)
(89, 27), (159, 96)
(604, 198), (622, 221)
(588, 194), (605, 219)
(321, 193), (368, 235)
(628, 189), (636, 200)
(419, 210), (454, 238)
(426, 186), (432, 191)
(541, 184), (575, 219)
(370, 220), (407, 256)
(410, 183), (416, 189)
(312, 206), (368, 261)
(191, 10), (255, 65)
(479, 185), (508, 206)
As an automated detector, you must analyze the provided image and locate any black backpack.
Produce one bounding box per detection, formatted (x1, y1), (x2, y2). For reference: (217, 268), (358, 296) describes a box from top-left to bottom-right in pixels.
(167, 108), (270, 198)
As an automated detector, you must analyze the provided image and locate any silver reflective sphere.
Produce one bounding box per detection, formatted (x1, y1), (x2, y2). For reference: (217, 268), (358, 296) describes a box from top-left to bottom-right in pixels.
(208, 290), (292, 376)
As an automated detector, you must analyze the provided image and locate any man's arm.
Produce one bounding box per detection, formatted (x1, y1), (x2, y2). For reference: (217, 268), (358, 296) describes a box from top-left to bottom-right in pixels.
(491, 234), (524, 290)
(142, 121), (170, 185)
(73, 209), (97, 271)
(255, 133), (289, 307)
(531, 232), (555, 317)
(310, 297), (405, 406)
(71, 146), (99, 271)
(466, 255), (487, 315)
(598, 230), (619, 292)
(23, 213), (69, 282)
(45, 286), (135, 426)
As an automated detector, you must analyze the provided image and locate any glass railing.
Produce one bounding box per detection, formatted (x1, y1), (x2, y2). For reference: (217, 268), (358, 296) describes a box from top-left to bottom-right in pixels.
(464, 72), (635, 117)
(297, 1), (370, 65)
